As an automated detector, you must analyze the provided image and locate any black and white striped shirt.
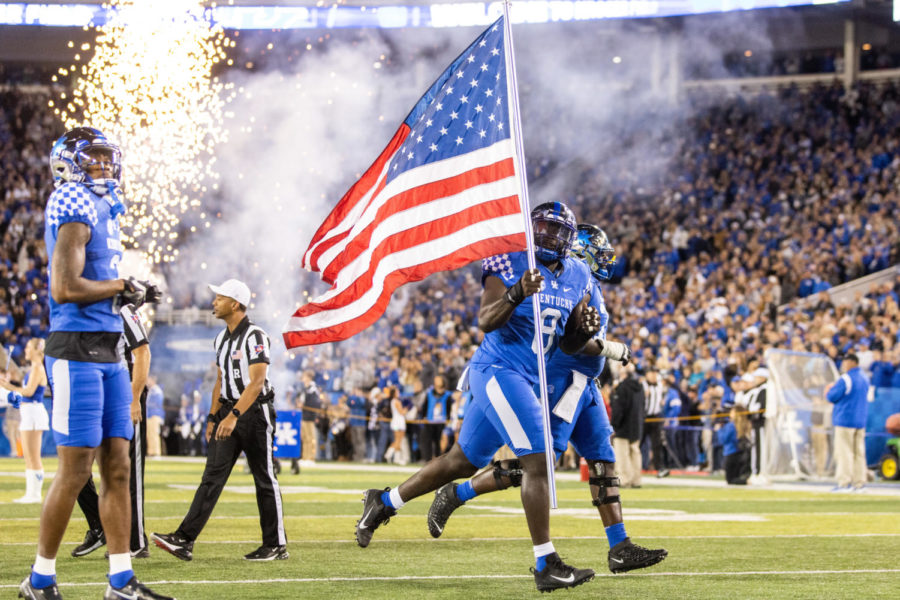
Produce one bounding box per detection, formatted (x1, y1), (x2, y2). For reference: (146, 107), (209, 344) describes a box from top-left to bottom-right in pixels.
(214, 316), (274, 402)
(119, 303), (149, 377)
(642, 380), (666, 417)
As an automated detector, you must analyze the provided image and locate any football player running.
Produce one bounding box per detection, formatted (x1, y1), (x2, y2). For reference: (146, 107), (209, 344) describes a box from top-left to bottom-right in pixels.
(427, 224), (668, 573)
(356, 202), (601, 592)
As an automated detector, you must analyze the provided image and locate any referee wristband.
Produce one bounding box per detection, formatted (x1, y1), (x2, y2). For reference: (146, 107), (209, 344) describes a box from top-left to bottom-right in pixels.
(207, 413), (218, 424)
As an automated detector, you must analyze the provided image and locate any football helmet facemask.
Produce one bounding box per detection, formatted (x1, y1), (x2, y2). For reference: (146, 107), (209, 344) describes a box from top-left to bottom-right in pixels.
(572, 223), (617, 281)
(49, 127), (122, 195)
(531, 201), (577, 264)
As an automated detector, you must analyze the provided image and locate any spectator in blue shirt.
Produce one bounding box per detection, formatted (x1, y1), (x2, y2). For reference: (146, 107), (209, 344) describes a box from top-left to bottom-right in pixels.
(716, 407), (751, 485)
(826, 354), (870, 491)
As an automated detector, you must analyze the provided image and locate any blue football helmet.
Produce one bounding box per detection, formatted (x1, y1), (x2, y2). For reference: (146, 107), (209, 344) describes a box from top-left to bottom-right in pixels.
(49, 127), (122, 192)
(572, 223), (617, 281)
(531, 201), (577, 263)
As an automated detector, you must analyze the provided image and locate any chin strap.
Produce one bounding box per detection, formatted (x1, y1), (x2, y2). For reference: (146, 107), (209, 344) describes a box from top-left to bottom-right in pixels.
(104, 181), (126, 218)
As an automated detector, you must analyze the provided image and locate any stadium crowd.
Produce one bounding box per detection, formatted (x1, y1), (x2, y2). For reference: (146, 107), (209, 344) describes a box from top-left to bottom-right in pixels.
(2, 78), (900, 469)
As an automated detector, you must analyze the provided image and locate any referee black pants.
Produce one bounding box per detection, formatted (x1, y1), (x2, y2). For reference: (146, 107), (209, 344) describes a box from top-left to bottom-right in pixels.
(642, 419), (668, 471)
(76, 396), (148, 552)
(176, 401), (286, 548)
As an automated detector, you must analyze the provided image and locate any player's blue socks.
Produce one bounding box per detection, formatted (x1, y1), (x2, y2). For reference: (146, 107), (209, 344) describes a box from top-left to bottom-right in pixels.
(31, 555), (56, 589)
(109, 569), (135, 589)
(30, 572), (56, 589)
(382, 488), (405, 510)
(533, 542), (555, 571)
(456, 481), (477, 502)
(605, 522), (627, 548)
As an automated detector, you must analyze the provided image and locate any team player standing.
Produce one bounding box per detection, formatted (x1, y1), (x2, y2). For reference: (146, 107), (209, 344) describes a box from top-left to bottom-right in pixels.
(20, 127), (172, 600)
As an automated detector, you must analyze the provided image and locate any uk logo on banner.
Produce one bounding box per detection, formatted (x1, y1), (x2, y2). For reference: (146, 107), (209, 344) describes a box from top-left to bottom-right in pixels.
(273, 410), (302, 458)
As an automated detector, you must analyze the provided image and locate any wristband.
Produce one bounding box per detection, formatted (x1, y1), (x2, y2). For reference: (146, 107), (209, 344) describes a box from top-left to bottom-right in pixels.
(505, 280), (525, 306)
(231, 407), (241, 418)
(207, 413), (218, 423)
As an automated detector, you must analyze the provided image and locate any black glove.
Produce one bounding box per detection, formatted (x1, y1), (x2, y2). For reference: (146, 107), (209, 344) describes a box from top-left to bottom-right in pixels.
(144, 282), (163, 304)
(120, 277), (163, 309)
(120, 277), (147, 308)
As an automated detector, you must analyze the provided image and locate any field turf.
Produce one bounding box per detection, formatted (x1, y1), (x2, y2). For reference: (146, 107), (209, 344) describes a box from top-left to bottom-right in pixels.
(1, 457), (899, 599)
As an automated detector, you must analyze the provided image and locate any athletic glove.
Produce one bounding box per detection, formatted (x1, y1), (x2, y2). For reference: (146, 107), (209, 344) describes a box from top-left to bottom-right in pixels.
(120, 276), (147, 308)
(143, 282), (164, 305)
(598, 340), (631, 364)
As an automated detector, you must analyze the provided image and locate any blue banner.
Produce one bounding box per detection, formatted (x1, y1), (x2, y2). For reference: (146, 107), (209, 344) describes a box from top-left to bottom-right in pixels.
(273, 409), (302, 459)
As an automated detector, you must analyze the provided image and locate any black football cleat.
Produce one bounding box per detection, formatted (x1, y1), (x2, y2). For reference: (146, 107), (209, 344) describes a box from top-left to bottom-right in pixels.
(355, 488), (396, 548)
(243, 544), (289, 561)
(18, 577), (62, 600)
(427, 483), (464, 538)
(104, 546), (150, 559)
(71, 528), (106, 557)
(150, 532), (193, 561)
(531, 553), (595, 593)
(103, 576), (176, 599)
(608, 538), (668, 573)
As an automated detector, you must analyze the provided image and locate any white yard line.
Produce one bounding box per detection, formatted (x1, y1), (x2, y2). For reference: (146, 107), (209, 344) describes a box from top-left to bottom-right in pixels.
(2, 569), (900, 589)
(3, 532), (900, 547)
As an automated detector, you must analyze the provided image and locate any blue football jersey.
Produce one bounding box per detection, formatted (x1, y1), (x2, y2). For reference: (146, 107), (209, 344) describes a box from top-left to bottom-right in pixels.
(472, 251), (591, 384)
(549, 279), (609, 379)
(44, 182), (124, 333)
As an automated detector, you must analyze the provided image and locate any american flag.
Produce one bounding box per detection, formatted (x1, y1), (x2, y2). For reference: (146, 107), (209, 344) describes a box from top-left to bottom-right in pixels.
(284, 16), (526, 348)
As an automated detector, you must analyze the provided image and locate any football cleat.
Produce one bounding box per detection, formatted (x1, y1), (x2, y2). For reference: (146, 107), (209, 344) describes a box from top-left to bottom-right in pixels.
(150, 532), (193, 561)
(71, 528), (106, 557)
(243, 545), (289, 561)
(102, 576), (175, 600)
(531, 553), (595, 593)
(427, 483), (464, 538)
(608, 539), (668, 573)
(18, 577), (62, 600)
(355, 488), (396, 548)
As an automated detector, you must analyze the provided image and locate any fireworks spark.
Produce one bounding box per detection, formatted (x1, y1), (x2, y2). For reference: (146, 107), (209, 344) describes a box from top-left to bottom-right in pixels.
(53, 0), (234, 264)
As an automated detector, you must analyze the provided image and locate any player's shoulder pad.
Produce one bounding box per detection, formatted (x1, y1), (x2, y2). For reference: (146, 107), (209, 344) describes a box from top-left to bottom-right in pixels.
(46, 182), (99, 233)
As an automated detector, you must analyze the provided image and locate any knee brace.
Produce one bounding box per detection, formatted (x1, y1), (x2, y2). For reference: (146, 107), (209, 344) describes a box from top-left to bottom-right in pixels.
(588, 461), (620, 506)
(491, 459), (524, 489)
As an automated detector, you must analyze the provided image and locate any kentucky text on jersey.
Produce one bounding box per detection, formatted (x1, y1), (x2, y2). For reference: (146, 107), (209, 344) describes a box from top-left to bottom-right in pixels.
(473, 251), (591, 383)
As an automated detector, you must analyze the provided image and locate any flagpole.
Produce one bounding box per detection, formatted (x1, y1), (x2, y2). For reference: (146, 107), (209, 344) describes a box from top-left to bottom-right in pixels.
(501, 0), (558, 509)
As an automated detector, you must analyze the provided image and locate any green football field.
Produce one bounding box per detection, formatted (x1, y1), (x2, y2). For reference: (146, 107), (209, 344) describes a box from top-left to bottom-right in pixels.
(1, 457), (899, 599)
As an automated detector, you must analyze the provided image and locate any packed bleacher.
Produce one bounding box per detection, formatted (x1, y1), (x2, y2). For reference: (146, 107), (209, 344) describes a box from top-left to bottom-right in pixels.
(2, 77), (900, 465)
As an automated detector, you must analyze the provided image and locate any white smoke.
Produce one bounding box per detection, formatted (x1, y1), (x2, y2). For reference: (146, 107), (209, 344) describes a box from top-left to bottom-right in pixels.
(170, 13), (792, 338)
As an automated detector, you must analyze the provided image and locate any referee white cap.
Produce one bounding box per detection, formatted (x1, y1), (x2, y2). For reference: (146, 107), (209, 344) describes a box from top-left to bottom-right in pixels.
(209, 279), (251, 306)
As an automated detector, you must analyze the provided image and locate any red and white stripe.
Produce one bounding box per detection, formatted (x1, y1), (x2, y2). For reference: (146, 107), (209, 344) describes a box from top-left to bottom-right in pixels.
(284, 133), (525, 348)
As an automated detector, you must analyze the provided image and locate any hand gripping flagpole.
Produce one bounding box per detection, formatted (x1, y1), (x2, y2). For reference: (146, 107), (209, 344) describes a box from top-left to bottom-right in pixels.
(501, 0), (558, 509)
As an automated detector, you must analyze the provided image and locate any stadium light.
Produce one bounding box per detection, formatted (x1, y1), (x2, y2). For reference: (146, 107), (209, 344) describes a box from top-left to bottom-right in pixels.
(0, 0), (850, 29)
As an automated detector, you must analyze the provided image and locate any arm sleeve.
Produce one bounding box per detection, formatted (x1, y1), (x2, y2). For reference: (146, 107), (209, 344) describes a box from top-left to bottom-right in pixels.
(246, 329), (271, 365)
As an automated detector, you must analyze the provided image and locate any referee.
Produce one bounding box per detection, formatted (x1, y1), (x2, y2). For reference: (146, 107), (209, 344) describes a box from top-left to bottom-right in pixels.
(152, 279), (287, 561)
(72, 301), (155, 558)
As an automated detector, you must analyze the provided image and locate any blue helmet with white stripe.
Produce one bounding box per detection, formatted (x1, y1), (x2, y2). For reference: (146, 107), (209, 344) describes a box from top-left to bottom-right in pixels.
(531, 201), (576, 263)
(49, 127), (122, 192)
(572, 223), (617, 281)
